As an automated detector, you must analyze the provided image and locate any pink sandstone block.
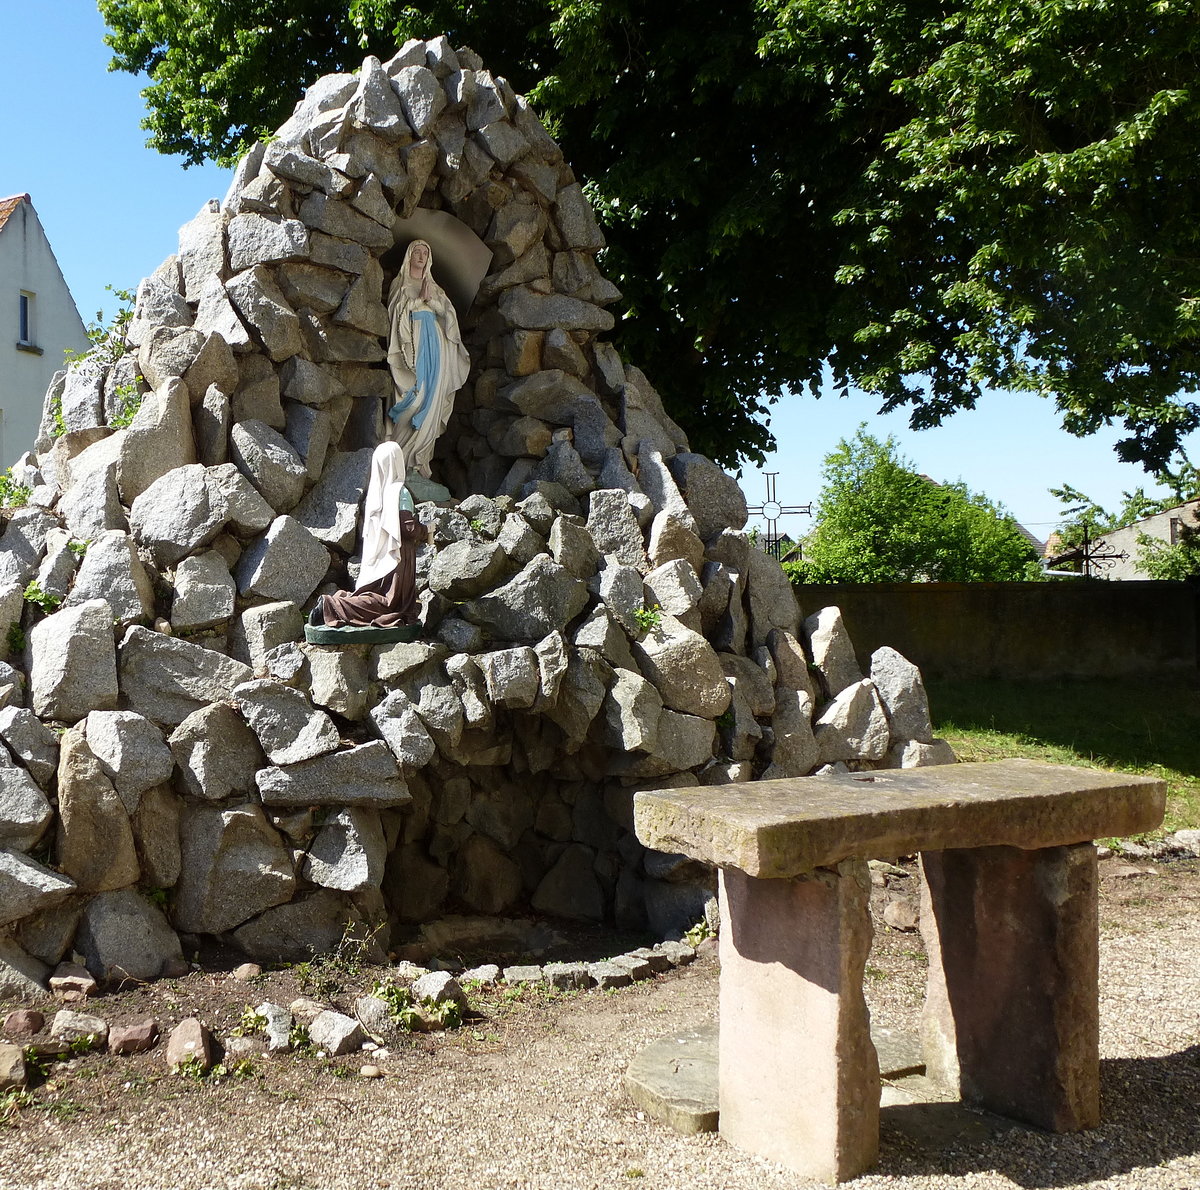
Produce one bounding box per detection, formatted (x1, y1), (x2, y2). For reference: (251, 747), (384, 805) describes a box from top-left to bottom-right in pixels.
(718, 861), (879, 1182)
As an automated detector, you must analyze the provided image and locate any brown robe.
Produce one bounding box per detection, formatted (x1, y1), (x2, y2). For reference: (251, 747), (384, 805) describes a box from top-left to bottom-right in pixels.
(320, 511), (420, 627)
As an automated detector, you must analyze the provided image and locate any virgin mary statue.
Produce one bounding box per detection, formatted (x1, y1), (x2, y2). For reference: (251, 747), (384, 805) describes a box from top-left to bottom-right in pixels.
(385, 239), (471, 477)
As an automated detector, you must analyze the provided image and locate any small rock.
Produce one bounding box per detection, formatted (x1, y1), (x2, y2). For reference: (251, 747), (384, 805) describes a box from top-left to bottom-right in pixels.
(49, 1009), (108, 1048)
(502, 965), (543, 985)
(309, 1009), (365, 1056)
(460, 963), (500, 985)
(232, 963), (262, 982)
(0, 1043), (25, 1090)
(543, 962), (593, 990)
(256, 1001), (293, 1052)
(588, 962), (632, 990)
(610, 954), (653, 981)
(360, 1064), (382, 1078)
(289, 998), (327, 1024)
(166, 1018), (213, 1071)
(654, 941), (696, 966)
(2, 1008), (44, 1038)
(882, 899), (920, 932)
(411, 971), (467, 1008)
(49, 963), (98, 998)
(108, 1019), (160, 1055)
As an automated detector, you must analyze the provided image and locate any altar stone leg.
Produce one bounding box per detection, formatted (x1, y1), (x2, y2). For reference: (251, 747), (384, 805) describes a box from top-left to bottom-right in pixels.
(718, 861), (879, 1183)
(919, 843), (1099, 1131)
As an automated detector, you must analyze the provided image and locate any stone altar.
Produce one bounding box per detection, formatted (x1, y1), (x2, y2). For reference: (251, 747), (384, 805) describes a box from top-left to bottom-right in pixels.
(633, 759), (1166, 1182)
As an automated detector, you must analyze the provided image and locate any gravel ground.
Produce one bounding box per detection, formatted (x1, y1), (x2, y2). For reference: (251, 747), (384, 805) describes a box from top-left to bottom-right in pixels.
(2, 857), (1198, 1190)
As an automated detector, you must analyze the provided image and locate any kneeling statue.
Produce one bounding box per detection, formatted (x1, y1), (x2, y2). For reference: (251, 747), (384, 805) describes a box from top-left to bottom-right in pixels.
(309, 441), (420, 632)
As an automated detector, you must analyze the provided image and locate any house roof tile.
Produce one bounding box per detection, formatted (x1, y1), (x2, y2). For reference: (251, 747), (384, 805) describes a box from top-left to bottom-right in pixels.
(0, 193), (30, 235)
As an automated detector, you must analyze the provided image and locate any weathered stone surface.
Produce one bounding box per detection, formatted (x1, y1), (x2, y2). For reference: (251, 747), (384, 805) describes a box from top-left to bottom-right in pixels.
(634, 759), (1165, 880)
(193, 275), (251, 352)
(428, 539), (509, 600)
(476, 647), (539, 710)
(228, 213), (310, 271)
(631, 614), (731, 720)
(165, 1018), (213, 1071)
(172, 551), (236, 631)
(814, 679), (890, 764)
(235, 515), (329, 606)
(603, 668), (662, 753)
(462, 555), (589, 642)
(30, 600), (118, 724)
(718, 862), (879, 1182)
(55, 728), (140, 893)
(645, 559), (704, 621)
(2, 1008), (44, 1038)
(0, 850), (75, 928)
(119, 626), (253, 727)
(75, 889), (183, 983)
(453, 833), (522, 913)
(131, 784), (183, 888)
(178, 200), (227, 304)
(233, 680), (340, 766)
(885, 739), (959, 769)
(498, 287), (614, 332)
(50, 958), (98, 996)
(129, 463), (273, 567)
(50, 1009), (109, 1048)
(805, 607), (863, 697)
(667, 453), (749, 541)
(763, 688), (819, 780)
(85, 710), (174, 805)
(231, 888), (350, 962)
(116, 378), (197, 506)
(767, 628), (818, 704)
(226, 266), (303, 362)
(0, 1043), (26, 1090)
(64, 530), (156, 626)
(921, 842), (1100, 1131)
(746, 546), (802, 647)
(256, 742), (411, 809)
(310, 1009), (365, 1056)
(869, 646), (934, 744)
(173, 803), (296, 934)
(303, 807), (386, 892)
(108, 1019), (160, 1055)
(169, 702), (265, 801)
(284, 403), (332, 482)
(531, 844), (604, 921)
(292, 448), (373, 549)
(60, 459), (126, 540)
(0, 765), (52, 851)
(370, 690), (437, 769)
(647, 511), (705, 575)
(231, 420), (308, 512)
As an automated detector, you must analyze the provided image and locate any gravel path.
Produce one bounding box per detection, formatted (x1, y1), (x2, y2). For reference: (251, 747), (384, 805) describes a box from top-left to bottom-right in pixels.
(3, 866), (1199, 1190)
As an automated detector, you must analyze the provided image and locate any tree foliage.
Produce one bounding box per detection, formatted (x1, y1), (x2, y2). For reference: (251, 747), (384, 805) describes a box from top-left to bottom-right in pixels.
(99, 0), (1200, 471)
(787, 427), (1039, 582)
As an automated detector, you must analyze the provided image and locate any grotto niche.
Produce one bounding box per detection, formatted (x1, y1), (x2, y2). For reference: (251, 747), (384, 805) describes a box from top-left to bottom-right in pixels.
(0, 37), (952, 989)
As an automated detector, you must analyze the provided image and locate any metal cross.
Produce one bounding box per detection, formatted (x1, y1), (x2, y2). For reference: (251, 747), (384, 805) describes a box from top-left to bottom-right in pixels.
(746, 472), (812, 560)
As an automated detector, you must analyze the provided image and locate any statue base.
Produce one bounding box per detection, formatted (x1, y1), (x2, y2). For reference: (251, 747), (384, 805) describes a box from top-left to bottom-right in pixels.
(304, 623), (422, 646)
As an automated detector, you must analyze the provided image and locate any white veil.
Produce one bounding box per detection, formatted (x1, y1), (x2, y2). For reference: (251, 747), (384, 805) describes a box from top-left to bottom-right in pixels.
(356, 441), (408, 590)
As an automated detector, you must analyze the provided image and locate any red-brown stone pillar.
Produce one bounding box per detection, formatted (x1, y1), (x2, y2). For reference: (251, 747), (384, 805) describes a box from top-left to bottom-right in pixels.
(718, 860), (879, 1183)
(919, 842), (1100, 1131)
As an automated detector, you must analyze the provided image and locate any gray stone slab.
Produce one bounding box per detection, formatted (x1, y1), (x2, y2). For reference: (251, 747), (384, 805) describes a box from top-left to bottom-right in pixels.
(627, 1022), (926, 1139)
(625, 1025), (719, 1135)
(634, 760), (1166, 879)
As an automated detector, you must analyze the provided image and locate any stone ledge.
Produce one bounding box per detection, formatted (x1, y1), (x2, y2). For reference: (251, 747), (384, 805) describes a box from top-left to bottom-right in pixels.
(634, 759), (1166, 878)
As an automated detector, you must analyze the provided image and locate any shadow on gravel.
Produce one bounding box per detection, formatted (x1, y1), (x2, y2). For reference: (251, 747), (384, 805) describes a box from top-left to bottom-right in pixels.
(875, 1046), (1200, 1186)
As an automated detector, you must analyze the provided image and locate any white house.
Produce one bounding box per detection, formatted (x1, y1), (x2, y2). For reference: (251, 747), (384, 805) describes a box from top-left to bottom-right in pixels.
(0, 194), (90, 469)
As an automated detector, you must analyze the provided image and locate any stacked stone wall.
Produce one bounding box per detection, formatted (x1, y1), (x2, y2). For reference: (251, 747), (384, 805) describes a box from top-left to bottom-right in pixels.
(0, 39), (953, 995)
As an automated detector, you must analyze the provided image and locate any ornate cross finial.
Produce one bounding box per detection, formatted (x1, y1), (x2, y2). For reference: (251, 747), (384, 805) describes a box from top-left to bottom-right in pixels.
(746, 473), (812, 559)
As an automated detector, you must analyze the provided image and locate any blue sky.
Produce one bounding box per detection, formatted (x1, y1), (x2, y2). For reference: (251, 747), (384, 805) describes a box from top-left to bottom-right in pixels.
(2, 0), (1195, 536)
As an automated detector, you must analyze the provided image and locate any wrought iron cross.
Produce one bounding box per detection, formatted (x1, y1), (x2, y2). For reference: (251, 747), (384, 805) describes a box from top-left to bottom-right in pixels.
(746, 473), (812, 560)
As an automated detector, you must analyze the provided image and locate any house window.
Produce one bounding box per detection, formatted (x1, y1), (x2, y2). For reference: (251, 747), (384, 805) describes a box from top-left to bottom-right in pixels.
(17, 291), (34, 346)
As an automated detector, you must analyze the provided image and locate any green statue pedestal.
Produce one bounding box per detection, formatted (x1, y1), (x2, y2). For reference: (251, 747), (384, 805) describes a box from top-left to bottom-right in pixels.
(303, 623), (422, 646)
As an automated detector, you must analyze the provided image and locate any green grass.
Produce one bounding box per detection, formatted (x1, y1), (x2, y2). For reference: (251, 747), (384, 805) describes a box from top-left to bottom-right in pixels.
(927, 676), (1200, 833)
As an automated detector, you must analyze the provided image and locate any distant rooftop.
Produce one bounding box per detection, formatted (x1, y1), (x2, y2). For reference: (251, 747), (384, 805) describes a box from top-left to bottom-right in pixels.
(0, 194), (30, 235)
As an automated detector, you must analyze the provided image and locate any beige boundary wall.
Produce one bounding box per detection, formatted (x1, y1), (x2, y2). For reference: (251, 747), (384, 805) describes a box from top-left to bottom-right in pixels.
(791, 581), (1199, 680)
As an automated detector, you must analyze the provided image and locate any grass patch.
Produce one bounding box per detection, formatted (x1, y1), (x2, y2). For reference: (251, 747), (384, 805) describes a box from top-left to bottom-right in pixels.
(927, 676), (1200, 832)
